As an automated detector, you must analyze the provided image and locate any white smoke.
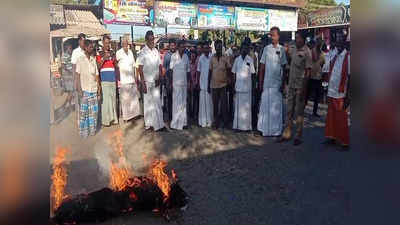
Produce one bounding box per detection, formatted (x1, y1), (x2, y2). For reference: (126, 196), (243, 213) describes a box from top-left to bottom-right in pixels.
(94, 139), (113, 179)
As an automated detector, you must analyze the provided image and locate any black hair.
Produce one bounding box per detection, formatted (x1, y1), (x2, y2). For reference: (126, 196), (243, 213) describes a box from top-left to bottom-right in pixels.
(176, 39), (185, 47)
(295, 31), (306, 43)
(84, 39), (92, 47)
(240, 41), (250, 51)
(78, 33), (86, 40)
(145, 30), (154, 41)
(103, 34), (111, 41)
(169, 38), (176, 44)
(214, 39), (222, 48)
(270, 26), (280, 36)
(190, 49), (197, 57)
(243, 37), (251, 46)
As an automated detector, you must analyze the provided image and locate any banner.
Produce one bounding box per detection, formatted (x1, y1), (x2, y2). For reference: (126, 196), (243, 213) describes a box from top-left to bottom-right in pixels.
(268, 9), (297, 31)
(235, 7), (268, 31)
(197, 4), (235, 29)
(103, 0), (154, 25)
(297, 12), (308, 29)
(155, 1), (197, 28)
(226, 0), (304, 8)
(308, 6), (347, 28)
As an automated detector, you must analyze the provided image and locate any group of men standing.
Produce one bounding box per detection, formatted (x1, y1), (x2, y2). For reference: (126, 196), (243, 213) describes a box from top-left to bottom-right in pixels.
(66, 26), (350, 150)
(66, 33), (141, 137)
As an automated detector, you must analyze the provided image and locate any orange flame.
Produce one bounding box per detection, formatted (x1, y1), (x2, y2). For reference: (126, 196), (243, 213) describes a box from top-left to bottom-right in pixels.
(108, 129), (178, 202)
(149, 160), (171, 200)
(51, 147), (68, 211)
(108, 130), (132, 191)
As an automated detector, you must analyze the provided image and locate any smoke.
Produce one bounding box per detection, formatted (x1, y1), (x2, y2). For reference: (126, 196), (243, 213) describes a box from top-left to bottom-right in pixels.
(94, 139), (113, 180)
(93, 136), (133, 180)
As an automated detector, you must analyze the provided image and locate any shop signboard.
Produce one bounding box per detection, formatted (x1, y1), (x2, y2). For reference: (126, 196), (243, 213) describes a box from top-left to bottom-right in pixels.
(307, 6), (347, 28)
(155, 1), (197, 28)
(227, 0), (305, 8)
(268, 9), (297, 31)
(197, 4), (235, 29)
(297, 12), (308, 29)
(103, 0), (154, 26)
(235, 7), (269, 31)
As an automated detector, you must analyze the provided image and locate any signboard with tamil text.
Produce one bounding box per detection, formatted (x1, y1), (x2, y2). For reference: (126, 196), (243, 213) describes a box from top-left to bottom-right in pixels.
(268, 9), (297, 31)
(103, 0), (154, 26)
(155, 1), (197, 28)
(197, 4), (235, 29)
(227, 0), (305, 8)
(235, 7), (269, 31)
(307, 6), (348, 28)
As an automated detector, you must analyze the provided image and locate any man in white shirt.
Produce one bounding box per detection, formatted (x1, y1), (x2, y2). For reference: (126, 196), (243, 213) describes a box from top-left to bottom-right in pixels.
(75, 40), (100, 138)
(169, 40), (190, 130)
(137, 31), (166, 132)
(116, 37), (140, 122)
(197, 42), (213, 127)
(71, 33), (86, 123)
(258, 27), (288, 137)
(324, 35), (350, 149)
(232, 42), (255, 131)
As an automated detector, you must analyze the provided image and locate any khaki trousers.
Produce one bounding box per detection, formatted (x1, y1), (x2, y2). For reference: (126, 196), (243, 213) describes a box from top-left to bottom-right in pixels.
(282, 86), (306, 140)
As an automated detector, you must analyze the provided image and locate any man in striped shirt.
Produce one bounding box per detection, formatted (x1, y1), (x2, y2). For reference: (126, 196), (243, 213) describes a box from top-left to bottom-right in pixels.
(96, 35), (119, 126)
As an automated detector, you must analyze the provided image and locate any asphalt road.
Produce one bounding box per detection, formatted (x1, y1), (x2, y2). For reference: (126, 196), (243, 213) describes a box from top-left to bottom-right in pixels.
(51, 92), (352, 225)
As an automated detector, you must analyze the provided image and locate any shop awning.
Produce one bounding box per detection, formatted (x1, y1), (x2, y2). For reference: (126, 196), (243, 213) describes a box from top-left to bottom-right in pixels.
(51, 8), (110, 38)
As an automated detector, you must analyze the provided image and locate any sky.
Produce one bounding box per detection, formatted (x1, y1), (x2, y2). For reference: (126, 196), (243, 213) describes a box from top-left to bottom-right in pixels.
(335, 0), (350, 4)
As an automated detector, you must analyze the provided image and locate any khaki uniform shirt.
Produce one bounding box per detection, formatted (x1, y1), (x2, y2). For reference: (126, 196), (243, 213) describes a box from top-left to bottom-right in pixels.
(310, 53), (326, 80)
(288, 45), (312, 89)
(210, 55), (232, 88)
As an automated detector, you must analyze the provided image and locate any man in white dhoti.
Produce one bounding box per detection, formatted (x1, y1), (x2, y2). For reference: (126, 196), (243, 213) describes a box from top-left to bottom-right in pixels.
(137, 31), (166, 132)
(170, 40), (190, 130)
(257, 27), (288, 137)
(116, 37), (140, 122)
(232, 42), (255, 131)
(197, 42), (213, 127)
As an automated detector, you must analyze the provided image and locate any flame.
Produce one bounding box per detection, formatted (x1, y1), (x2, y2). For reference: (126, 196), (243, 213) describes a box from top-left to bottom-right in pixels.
(107, 129), (178, 203)
(149, 160), (171, 200)
(108, 130), (132, 191)
(110, 161), (131, 191)
(51, 147), (68, 211)
(109, 129), (124, 158)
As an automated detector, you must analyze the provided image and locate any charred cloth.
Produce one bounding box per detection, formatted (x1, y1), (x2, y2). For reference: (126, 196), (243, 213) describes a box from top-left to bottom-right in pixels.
(52, 177), (188, 225)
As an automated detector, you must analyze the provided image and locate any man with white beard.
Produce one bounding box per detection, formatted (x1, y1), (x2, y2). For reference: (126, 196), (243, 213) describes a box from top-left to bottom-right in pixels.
(257, 27), (288, 137)
(170, 40), (190, 130)
(197, 42), (213, 127)
(116, 37), (140, 123)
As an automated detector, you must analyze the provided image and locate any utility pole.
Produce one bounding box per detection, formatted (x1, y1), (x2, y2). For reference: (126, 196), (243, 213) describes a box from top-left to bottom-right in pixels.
(131, 25), (134, 44)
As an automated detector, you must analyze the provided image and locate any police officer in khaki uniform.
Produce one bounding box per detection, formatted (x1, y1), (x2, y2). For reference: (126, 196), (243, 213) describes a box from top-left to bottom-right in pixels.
(278, 32), (312, 146)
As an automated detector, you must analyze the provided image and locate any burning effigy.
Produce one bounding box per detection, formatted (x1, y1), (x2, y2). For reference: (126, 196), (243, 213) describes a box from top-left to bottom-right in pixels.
(50, 130), (188, 225)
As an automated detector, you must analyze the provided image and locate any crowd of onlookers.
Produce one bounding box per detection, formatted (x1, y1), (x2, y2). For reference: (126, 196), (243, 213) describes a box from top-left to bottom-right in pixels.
(52, 26), (350, 150)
